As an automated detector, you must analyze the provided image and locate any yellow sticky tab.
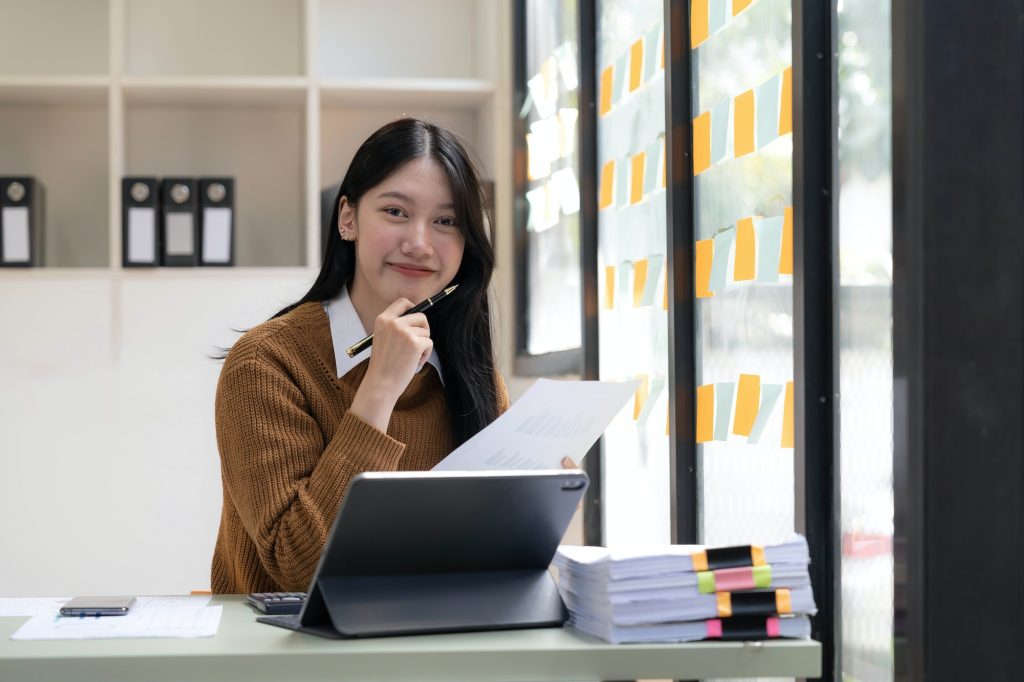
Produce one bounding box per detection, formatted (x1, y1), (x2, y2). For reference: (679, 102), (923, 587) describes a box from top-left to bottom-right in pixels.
(693, 110), (711, 175)
(633, 374), (649, 420)
(733, 373), (761, 436)
(599, 66), (613, 116)
(776, 588), (792, 615)
(691, 0), (709, 48)
(781, 380), (795, 448)
(696, 384), (715, 443)
(599, 160), (615, 210)
(630, 152), (646, 204)
(691, 550), (709, 572)
(779, 206), (794, 274)
(716, 592), (732, 618)
(779, 66), (793, 136)
(630, 39), (644, 92)
(632, 258), (648, 307)
(734, 217), (756, 281)
(603, 265), (616, 309)
(733, 0), (754, 16)
(751, 545), (766, 566)
(734, 89), (755, 158)
(695, 239), (714, 299)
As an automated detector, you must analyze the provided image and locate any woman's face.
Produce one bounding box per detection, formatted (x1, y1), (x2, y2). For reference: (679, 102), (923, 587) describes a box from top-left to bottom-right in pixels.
(340, 157), (466, 317)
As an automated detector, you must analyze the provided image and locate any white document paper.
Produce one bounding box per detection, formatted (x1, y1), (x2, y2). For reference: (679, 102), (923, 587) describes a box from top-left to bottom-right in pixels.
(0, 597), (71, 617)
(127, 207), (156, 263)
(201, 207), (232, 263)
(433, 378), (639, 471)
(1, 206), (30, 262)
(10, 596), (220, 640)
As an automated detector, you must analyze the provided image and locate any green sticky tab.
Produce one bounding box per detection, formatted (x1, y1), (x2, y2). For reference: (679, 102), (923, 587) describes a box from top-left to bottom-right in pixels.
(753, 564), (772, 588)
(697, 571), (716, 594)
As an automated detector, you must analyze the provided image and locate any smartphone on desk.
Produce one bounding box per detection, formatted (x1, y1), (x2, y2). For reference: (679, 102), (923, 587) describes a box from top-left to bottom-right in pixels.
(60, 596), (136, 617)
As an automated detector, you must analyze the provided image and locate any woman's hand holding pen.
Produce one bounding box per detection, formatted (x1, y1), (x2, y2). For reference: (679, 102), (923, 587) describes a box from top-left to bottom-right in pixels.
(348, 298), (432, 433)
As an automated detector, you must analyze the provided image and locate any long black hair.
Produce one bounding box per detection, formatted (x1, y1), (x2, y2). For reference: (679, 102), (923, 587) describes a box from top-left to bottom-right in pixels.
(276, 118), (498, 447)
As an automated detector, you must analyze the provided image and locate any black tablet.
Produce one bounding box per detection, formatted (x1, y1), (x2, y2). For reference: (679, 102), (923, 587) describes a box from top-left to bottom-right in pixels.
(259, 469), (588, 639)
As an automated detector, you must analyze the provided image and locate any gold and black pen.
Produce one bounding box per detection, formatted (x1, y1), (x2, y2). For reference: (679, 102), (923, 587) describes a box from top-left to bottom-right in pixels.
(345, 284), (459, 358)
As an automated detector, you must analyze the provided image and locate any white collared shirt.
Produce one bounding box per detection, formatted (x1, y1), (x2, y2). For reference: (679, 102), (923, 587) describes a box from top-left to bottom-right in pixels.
(324, 287), (445, 385)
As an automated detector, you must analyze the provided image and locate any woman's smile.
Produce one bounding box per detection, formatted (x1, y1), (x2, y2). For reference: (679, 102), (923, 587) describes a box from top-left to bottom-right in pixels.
(388, 262), (436, 277)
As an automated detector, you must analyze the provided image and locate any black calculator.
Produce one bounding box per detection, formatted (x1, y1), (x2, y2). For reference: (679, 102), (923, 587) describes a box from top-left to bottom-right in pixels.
(246, 592), (307, 615)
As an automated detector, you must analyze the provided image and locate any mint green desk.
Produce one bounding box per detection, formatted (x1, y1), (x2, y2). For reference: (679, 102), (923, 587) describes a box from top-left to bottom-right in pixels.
(0, 596), (821, 681)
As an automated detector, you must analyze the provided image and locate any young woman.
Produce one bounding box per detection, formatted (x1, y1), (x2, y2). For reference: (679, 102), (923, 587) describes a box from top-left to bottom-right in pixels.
(210, 118), (510, 594)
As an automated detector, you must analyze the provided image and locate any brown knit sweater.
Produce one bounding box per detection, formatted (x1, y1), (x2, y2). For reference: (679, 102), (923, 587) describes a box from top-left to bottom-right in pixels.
(211, 301), (508, 594)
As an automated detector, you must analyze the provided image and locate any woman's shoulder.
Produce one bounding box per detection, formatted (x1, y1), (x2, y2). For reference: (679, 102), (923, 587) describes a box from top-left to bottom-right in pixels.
(222, 301), (330, 373)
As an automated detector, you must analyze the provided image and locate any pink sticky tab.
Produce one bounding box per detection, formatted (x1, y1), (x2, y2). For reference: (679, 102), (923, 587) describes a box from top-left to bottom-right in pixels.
(766, 617), (781, 638)
(713, 566), (756, 591)
(706, 619), (723, 639)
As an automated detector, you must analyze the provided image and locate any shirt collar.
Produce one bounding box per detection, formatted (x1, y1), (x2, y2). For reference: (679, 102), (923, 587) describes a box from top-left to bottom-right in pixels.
(324, 287), (445, 386)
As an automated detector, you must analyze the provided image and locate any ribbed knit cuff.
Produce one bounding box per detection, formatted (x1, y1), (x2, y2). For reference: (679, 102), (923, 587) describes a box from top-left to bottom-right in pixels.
(326, 410), (406, 471)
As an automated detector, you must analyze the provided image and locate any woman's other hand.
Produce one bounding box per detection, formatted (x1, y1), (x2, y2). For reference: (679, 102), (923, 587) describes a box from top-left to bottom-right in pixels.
(561, 457), (579, 469)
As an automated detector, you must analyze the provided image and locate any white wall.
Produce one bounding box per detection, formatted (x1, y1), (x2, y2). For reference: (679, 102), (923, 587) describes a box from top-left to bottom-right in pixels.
(0, 271), (315, 596)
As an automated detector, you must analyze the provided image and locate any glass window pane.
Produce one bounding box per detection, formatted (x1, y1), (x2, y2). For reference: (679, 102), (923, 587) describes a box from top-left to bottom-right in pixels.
(691, 0), (795, 548)
(595, 0), (670, 545)
(837, 0), (894, 680)
(523, 0), (582, 355)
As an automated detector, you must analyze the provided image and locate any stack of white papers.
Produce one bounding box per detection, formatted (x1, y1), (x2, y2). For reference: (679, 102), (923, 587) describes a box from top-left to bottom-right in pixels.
(10, 596), (222, 640)
(553, 535), (816, 644)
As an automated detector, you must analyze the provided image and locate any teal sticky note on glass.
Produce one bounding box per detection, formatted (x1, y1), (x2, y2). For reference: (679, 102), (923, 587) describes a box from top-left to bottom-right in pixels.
(643, 138), (662, 194)
(748, 383), (783, 444)
(612, 53), (629, 104)
(617, 260), (632, 310)
(643, 25), (661, 83)
(711, 98), (730, 164)
(709, 227), (735, 294)
(616, 155), (630, 207)
(640, 253), (664, 306)
(713, 381), (735, 441)
(756, 74), (780, 149)
(756, 216), (784, 283)
(708, 0), (727, 35)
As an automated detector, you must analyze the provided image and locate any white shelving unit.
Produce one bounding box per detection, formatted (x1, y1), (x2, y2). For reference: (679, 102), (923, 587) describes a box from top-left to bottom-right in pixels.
(0, 0), (508, 270)
(0, 0), (515, 597)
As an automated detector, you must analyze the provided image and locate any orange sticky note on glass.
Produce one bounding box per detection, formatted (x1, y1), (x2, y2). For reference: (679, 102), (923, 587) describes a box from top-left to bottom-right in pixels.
(630, 152), (646, 204)
(733, 0), (754, 16)
(781, 380), (795, 448)
(695, 239), (714, 298)
(599, 66), (613, 116)
(630, 39), (644, 92)
(599, 160), (615, 209)
(696, 383), (715, 443)
(779, 67), (793, 136)
(734, 217), (756, 281)
(733, 373), (761, 436)
(779, 206), (794, 274)
(633, 374), (650, 420)
(603, 265), (616, 309)
(691, 0), (710, 49)
(693, 110), (711, 175)
(632, 258), (648, 307)
(734, 89), (755, 158)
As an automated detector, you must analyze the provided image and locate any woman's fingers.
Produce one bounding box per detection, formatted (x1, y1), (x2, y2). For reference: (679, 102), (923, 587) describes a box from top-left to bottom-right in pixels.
(561, 457), (579, 469)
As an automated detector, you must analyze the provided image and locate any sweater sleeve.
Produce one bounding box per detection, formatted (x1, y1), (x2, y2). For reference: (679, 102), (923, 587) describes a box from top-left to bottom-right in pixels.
(496, 372), (511, 415)
(215, 355), (405, 590)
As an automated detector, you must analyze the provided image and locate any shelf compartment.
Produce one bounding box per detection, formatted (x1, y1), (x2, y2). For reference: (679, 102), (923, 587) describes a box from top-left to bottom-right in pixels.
(124, 0), (304, 77)
(0, 100), (109, 267)
(124, 102), (306, 267)
(316, 0), (481, 80)
(0, 0), (109, 77)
